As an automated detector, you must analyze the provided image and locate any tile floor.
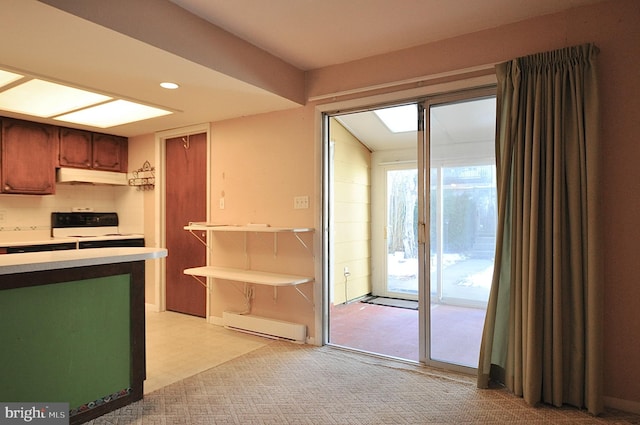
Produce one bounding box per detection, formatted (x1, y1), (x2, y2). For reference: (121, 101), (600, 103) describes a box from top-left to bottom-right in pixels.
(329, 300), (486, 367)
(330, 301), (419, 361)
(144, 307), (270, 394)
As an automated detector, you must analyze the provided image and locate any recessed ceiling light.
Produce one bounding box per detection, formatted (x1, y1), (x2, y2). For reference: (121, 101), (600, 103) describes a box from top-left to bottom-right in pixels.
(54, 99), (172, 128)
(0, 69), (23, 88)
(160, 82), (179, 89)
(374, 104), (417, 133)
(0, 79), (112, 117)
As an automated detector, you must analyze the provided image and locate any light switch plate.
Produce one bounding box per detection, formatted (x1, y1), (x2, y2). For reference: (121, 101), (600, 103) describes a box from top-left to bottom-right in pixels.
(294, 196), (309, 209)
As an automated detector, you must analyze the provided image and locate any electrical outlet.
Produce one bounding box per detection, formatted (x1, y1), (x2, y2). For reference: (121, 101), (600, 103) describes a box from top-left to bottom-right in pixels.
(293, 195), (309, 209)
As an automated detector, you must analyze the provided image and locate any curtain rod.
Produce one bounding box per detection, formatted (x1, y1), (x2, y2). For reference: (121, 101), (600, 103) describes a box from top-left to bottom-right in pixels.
(308, 63), (496, 103)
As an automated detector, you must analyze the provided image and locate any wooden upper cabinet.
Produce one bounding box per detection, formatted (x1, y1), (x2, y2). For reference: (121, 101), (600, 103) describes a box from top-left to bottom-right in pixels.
(1, 118), (57, 195)
(59, 128), (92, 169)
(92, 133), (127, 172)
(59, 129), (128, 172)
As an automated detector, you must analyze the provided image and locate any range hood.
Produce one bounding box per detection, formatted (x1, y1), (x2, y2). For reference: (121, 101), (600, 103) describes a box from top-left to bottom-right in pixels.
(56, 167), (128, 185)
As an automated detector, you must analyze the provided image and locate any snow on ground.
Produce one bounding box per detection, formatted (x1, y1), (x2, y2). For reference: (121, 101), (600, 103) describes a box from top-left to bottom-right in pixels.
(457, 265), (494, 289)
(388, 253), (494, 290)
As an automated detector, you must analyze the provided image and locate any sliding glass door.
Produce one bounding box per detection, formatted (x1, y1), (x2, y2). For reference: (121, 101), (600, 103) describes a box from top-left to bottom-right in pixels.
(419, 89), (497, 370)
(324, 86), (496, 371)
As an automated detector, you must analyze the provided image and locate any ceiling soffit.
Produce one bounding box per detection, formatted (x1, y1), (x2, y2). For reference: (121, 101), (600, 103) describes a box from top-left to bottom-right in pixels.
(38, 0), (305, 105)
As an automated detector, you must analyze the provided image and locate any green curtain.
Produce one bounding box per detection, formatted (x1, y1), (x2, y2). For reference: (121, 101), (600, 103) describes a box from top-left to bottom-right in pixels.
(477, 44), (603, 415)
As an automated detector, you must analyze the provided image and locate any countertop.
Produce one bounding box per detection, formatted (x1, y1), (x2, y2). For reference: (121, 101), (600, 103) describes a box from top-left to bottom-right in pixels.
(0, 247), (167, 275)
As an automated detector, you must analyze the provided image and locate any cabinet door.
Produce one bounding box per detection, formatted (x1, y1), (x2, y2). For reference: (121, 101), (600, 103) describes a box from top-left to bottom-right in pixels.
(92, 133), (128, 172)
(0, 118), (57, 195)
(59, 127), (92, 168)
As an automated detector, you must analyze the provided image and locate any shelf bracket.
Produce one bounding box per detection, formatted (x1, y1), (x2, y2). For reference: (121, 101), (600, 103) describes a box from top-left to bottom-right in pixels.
(274, 233), (278, 257)
(294, 285), (313, 305)
(272, 284), (313, 305)
(294, 233), (313, 257)
(188, 229), (208, 248)
(187, 274), (208, 288)
(244, 232), (249, 268)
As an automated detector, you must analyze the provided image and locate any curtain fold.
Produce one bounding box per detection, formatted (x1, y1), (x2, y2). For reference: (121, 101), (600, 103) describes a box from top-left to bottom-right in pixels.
(477, 44), (603, 415)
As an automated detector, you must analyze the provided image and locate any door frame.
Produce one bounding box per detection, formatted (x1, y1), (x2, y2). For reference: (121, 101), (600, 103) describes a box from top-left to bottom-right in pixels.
(153, 123), (212, 315)
(371, 153), (418, 300)
(315, 74), (497, 353)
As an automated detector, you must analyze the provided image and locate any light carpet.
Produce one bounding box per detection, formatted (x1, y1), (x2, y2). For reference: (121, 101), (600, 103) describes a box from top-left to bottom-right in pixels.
(89, 341), (639, 424)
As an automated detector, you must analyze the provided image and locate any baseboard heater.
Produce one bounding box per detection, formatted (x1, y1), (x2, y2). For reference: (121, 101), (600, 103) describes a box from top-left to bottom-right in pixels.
(222, 311), (306, 343)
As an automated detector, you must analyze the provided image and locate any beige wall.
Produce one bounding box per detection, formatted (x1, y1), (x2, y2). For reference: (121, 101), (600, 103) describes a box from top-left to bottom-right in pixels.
(128, 133), (159, 306)
(329, 118), (372, 304)
(207, 107), (316, 335)
(136, 0), (638, 408)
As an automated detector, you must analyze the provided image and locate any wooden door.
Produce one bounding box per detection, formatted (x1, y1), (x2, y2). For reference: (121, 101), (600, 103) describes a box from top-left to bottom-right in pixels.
(165, 132), (207, 317)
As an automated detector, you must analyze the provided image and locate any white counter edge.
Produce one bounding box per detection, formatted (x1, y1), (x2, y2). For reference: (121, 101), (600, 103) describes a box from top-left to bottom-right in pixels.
(0, 247), (167, 276)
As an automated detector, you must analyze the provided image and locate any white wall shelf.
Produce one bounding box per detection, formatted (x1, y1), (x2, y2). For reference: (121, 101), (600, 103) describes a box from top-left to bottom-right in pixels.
(184, 223), (313, 233)
(184, 266), (313, 287)
(183, 223), (315, 304)
(184, 223), (314, 257)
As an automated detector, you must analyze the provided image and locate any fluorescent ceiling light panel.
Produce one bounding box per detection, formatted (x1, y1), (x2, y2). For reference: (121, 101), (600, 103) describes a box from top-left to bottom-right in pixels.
(0, 79), (111, 117)
(0, 69), (23, 88)
(55, 99), (172, 128)
(374, 104), (417, 133)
